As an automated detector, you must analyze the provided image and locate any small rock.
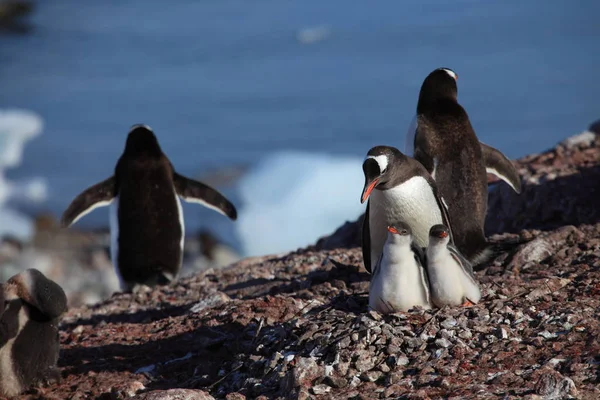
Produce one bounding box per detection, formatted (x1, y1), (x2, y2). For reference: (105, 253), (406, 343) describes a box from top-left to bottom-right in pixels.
(538, 330), (558, 340)
(73, 325), (85, 335)
(354, 352), (376, 372)
(311, 384), (331, 395)
(360, 370), (383, 382)
(435, 338), (452, 348)
(132, 389), (215, 400)
(396, 354), (410, 367)
(293, 357), (323, 387)
(534, 370), (578, 399)
(112, 381), (146, 398)
(350, 375), (361, 387)
(458, 330), (473, 339)
(440, 318), (457, 330)
(325, 375), (348, 389)
(497, 327), (509, 340)
(225, 393), (246, 400)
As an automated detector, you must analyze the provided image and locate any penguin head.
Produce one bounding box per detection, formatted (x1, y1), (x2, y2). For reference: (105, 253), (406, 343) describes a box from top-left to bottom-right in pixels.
(361, 146), (407, 203)
(124, 124), (163, 158)
(386, 222), (412, 245)
(6, 269), (67, 319)
(418, 67), (458, 106)
(428, 224), (451, 245)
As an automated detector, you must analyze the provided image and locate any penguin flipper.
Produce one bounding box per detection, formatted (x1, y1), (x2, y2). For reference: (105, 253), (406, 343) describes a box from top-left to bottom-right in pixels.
(361, 202), (372, 273)
(61, 176), (116, 227)
(0, 300), (20, 343)
(371, 252), (382, 278)
(173, 172), (237, 220)
(480, 142), (522, 194)
(413, 245), (431, 303)
(448, 246), (478, 284)
(435, 193), (455, 246)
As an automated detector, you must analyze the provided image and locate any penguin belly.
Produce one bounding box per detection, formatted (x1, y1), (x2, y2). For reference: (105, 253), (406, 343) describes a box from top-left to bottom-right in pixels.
(369, 177), (444, 267)
(427, 253), (468, 307)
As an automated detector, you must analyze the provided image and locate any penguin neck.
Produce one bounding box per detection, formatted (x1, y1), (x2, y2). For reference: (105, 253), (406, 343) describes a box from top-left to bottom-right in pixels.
(383, 238), (414, 265)
(426, 241), (451, 262)
(417, 90), (459, 115)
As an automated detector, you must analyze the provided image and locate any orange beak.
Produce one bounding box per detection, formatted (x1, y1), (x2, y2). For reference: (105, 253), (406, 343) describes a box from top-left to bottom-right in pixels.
(387, 226), (399, 234)
(438, 231), (449, 239)
(361, 178), (379, 204)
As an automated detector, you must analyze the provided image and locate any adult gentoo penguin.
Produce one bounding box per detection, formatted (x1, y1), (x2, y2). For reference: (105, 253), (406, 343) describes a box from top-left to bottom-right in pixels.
(412, 67), (521, 265)
(425, 224), (481, 307)
(61, 124), (238, 291)
(360, 145), (453, 273)
(369, 223), (431, 313)
(0, 269), (68, 397)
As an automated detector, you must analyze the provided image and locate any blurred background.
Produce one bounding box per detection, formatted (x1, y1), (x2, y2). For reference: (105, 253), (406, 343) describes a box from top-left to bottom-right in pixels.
(0, 0), (598, 304)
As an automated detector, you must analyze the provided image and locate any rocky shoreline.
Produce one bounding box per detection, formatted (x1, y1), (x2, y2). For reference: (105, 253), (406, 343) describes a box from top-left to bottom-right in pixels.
(6, 127), (600, 399)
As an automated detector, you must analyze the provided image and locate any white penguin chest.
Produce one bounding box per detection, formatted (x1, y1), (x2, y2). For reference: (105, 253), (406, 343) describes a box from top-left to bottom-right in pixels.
(0, 306), (28, 397)
(369, 177), (443, 262)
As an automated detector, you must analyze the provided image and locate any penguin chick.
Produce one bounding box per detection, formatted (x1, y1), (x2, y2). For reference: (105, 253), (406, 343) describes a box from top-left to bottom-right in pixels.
(426, 224), (481, 307)
(369, 223), (431, 314)
(0, 269), (67, 397)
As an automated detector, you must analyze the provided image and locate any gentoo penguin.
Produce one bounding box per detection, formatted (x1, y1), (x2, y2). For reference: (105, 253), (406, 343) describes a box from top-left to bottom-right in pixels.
(369, 223), (431, 313)
(0, 269), (67, 397)
(61, 124), (238, 291)
(412, 67), (521, 265)
(425, 224), (481, 307)
(361, 145), (453, 273)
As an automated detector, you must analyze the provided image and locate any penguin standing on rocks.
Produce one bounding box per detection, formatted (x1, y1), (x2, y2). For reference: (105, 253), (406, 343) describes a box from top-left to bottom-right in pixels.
(0, 269), (67, 398)
(360, 145), (453, 273)
(425, 224), (481, 307)
(369, 223), (431, 313)
(61, 125), (238, 291)
(412, 67), (522, 265)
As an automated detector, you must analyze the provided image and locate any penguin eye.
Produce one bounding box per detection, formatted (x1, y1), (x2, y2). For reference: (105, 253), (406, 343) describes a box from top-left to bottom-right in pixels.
(401, 229), (409, 235)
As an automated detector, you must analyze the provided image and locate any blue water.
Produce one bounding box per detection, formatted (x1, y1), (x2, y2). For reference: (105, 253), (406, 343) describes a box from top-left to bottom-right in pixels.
(1, 0), (599, 254)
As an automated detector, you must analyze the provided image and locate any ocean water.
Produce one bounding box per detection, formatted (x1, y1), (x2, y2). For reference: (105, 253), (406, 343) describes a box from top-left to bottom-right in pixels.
(0, 0), (598, 255)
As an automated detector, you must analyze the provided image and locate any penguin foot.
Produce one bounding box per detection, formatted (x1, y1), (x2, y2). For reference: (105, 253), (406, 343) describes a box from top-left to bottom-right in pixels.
(461, 299), (476, 307)
(40, 366), (61, 386)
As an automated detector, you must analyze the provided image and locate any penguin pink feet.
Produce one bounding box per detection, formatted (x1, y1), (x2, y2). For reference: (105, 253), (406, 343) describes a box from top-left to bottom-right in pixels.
(461, 299), (476, 307)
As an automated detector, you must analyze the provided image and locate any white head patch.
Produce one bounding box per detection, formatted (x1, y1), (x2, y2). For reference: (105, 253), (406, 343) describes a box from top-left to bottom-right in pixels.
(442, 68), (457, 81)
(366, 155), (389, 174)
(129, 124), (153, 133)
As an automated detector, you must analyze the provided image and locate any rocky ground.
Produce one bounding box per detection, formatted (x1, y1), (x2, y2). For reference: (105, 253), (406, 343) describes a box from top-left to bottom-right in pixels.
(5, 127), (600, 400)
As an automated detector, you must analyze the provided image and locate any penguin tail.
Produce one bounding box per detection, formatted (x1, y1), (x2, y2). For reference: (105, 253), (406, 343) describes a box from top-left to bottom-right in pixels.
(469, 245), (496, 270)
(471, 237), (529, 271)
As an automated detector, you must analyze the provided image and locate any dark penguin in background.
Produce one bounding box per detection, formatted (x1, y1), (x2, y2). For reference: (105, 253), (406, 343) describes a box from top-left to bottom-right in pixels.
(360, 145), (454, 273)
(412, 68), (522, 265)
(0, 269), (67, 397)
(61, 125), (238, 291)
